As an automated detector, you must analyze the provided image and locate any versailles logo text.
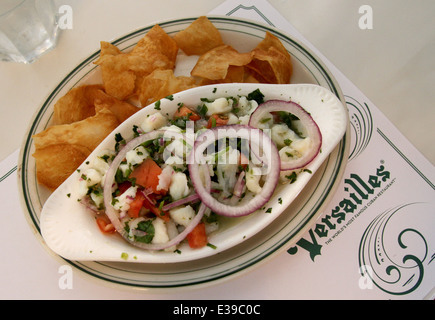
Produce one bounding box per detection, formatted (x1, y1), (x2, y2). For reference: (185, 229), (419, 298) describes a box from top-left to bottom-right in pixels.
(288, 164), (392, 261)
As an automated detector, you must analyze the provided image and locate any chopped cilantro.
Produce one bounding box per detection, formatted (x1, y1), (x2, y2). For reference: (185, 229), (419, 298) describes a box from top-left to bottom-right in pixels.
(99, 154), (111, 163)
(154, 100), (161, 110)
(200, 97), (214, 103)
(285, 172), (298, 184)
(274, 111), (304, 138)
(111, 198), (119, 206)
(197, 104), (208, 117)
(204, 212), (219, 224)
(284, 138), (292, 146)
(247, 89), (264, 104)
(114, 133), (126, 152)
(207, 243), (217, 250)
(134, 220), (155, 244)
(211, 116), (217, 128)
(132, 125), (141, 137)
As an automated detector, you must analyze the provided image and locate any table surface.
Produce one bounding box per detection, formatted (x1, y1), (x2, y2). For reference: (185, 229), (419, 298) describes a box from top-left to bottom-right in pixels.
(1, 0), (434, 165)
(1, 0), (434, 300)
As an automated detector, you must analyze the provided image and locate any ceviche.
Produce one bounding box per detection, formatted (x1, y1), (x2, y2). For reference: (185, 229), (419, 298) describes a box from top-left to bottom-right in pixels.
(76, 89), (322, 252)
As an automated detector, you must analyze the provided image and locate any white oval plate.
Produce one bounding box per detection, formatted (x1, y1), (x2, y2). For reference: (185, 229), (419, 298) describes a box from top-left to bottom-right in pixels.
(18, 16), (350, 290)
(40, 83), (347, 263)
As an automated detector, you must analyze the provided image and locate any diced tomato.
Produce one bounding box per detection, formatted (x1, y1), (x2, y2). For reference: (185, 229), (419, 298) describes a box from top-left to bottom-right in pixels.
(142, 194), (170, 221)
(186, 222), (208, 249)
(129, 158), (166, 194)
(117, 181), (132, 194)
(127, 190), (146, 218)
(207, 114), (229, 128)
(270, 111), (281, 123)
(173, 105), (201, 121)
(239, 152), (249, 169)
(96, 216), (116, 234)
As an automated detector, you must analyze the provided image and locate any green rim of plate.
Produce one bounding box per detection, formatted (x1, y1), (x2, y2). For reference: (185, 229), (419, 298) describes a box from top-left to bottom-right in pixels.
(18, 16), (349, 290)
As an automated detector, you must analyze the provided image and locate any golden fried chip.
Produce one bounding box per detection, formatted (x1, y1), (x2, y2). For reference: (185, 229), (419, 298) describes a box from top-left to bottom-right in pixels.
(53, 84), (105, 124)
(242, 68), (262, 83)
(173, 16), (224, 56)
(138, 69), (196, 106)
(94, 99), (138, 123)
(33, 108), (120, 190)
(94, 25), (178, 100)
(197, 65), (247, 85)
(100, 41), (122, 56)
(97, 56), (137, 101)
(246, 32), (292, 84)
(53, 84), (139, 125)
(254, 31), (290, 57)
(33, 144), (91, 190)
(191, 45), (252, 81)
(132, 24), (178, 68)
(33, 108), (120, 152)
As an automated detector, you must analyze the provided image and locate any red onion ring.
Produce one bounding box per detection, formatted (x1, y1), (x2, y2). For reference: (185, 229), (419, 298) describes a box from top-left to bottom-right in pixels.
(103, 130), (207, 251)
(162, 193), (200, 211)
(248, 100), (322, 170)
(188, 125), (280, 217)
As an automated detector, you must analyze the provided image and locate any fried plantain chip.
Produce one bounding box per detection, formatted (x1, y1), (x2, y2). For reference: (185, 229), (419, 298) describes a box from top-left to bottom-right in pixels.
(93, 99), (138, 123)
(132, 24), (178, 68)
(53, 84), (139, 125)
(173, 16), (224, 56)
(197, 65), (247, 85)
(95, 51), (137, 101)
(246, 32), (292, 84)
(33, 144), (91, 190)
(33, 108), (120, 151)
(191, 45), (252, 81)
(254, 31), (290, 57)
(138, 69), (197, 106)
(94, 25), (178, 100)
(33, 108), (120, 190)
(52, 84), (105, 124)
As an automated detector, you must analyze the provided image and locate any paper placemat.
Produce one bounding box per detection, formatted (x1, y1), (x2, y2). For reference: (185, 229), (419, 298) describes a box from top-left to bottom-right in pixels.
(210, 0), (435, 299)
(1, 0), (433, 300)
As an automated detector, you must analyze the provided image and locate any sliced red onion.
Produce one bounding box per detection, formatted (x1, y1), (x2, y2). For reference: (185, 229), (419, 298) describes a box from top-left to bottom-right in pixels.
(188, 125), (280, 217)
(79, 196), (102, 214)
(248, 100), (322, 171)
(161, 188), (222, 212)
(103, 130), (207, 251)
(162, 193), (200, 211)
(233, 171), (246, 198)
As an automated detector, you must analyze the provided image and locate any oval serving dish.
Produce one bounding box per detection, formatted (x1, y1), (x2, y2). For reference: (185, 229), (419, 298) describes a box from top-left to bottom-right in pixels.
(39, 82), (348, 263)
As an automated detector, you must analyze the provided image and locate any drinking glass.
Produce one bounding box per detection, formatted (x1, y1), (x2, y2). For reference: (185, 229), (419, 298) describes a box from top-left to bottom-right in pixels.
(0, 0), (59, 64)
